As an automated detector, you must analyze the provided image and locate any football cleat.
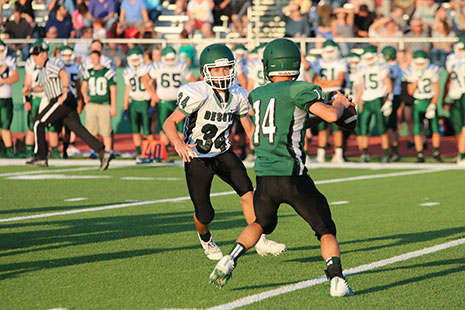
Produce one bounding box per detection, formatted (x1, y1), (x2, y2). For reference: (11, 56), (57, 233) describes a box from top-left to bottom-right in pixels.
(330, 276), (355, 297)
(198, 233), (223, 260)
(359, 154), (370, 163)
(25, 159), (48, 167)
(331, 154), (345, 164)
(433, 154), (443, 163)
(416, 156), (425, 163)
(136, 157), (153, 164)
(255, 234), (286, 256)
(99, 151), (113, 171)
(390, 154), (401, 162)
(209, 255), (235, 288)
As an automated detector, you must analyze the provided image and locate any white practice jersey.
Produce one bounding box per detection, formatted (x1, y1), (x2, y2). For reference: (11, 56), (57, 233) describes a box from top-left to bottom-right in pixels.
(25, 57), (45, 98)
(404, 64), (441, 100)
(451, 59), (465, 100)
(177, 81), (249, 158)
(247, 59), (268, 90)
(345, 66), (360, 98)
(446, 53), (464, 100)
(123, 64), (151, 101)
(64, 62), (82, 98)
(357, 62), (390, 101)
(312, 58), (347, 92)
(149, 61), (193, 101)
(0, 56), (17, 98)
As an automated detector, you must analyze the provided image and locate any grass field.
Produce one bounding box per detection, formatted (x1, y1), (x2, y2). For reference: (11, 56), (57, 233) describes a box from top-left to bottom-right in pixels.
(1, 161), (465, 310)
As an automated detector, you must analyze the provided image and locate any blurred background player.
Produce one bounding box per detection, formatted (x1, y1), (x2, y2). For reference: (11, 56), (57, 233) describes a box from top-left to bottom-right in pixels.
(233, 44), (248, 89)
(355, 45), (392, 163)
(404, 50), (442, 163)
(0, 40), (19, 158)
(123, 46), (155, 162)
(381, 46), (402, 162)
(312, 39), (347, 163)
(343, 52), (361, 158)
(81, 50), (117, 153)
(144, 46), (196, 147)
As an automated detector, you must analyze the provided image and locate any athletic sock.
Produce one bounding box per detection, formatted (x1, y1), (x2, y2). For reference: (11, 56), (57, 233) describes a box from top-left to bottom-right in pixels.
(460, 153), (465, 160)
(417, 151), (424, 158)
(136, 146), (142, 155)
(6, 147), (14, 157)
(199, 231), (212, 242)
(383, 149), (389, 157)
(229, 242), (246, 262)
(392, 145), (399, 155)
(325, 256), (343, 279)
(26, 145), (34, 157)
(433, 147), (440, 156)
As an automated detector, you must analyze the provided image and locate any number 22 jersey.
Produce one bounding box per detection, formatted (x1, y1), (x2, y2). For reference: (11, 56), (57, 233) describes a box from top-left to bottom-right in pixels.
(177, 81), (249, 158)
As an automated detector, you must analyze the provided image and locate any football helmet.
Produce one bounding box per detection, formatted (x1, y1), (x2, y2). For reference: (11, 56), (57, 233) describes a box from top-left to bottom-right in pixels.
(453, 37), (465, 59)
(361, 45), (378, 66)
(381, 46), (397, 62)
(321, 40), (340, 62)
(412, 50), (429, 74)
(233, 43), (248, 59)
(200, 43), (237, 90)
(60, 45), (74, 64)
(161, 46), (177, 66)
(127, 46), (144, 69)
(345, 52), (360, 70)
(29, 40), (49, 57)
(0, 40), (7, 61)
(262, 38), (301, 81)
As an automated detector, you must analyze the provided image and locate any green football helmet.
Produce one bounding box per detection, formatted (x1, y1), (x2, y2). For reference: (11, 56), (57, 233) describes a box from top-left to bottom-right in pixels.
(381, 46), (397, 62)
(322, 40), (340, 62)
(345, 52), (360, 70)
(200, 43), (236, 90)
(453, 37), (465, 59)
(361, 45), (378, 66)
(60, 45), (74, 64)
(262, 38), (301, 81)
(127, 46), (144, 69)
(233, 44), (248, 58)
(161, 46), (177, 66)
(29, 40), (49, 57)
(412, 50), (429, 74)
(0, 40), (7, 61)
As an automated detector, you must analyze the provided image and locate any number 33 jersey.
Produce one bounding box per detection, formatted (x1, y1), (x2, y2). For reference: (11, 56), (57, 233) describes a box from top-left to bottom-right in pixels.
(177, 81), (249, 158)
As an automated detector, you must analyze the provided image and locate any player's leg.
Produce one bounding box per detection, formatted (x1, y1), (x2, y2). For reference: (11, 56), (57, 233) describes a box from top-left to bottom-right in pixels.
(99, 105), (113, 152)
(25, 97), (41, 158)
(374, 98), (390, 163)
(315, 122), (327, 162)
(413, 100), (427, 162)
(157, 100), (171, 146)
(358, 101), (371, 162)
(429, 111), (442, 162)
(48, 120), (63, 159)
(388, 95), (401, 161)
(129, 101), (143, 157)
(331, 126), (344, 163)
(0, 98), (14, 157)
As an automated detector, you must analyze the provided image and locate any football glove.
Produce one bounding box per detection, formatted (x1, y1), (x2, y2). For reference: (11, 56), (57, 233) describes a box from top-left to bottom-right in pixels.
(425, 104), (436, 119)
(381, 100), (393, 117)
(147, 106), (155, 118)
(123, 110), (129, 121)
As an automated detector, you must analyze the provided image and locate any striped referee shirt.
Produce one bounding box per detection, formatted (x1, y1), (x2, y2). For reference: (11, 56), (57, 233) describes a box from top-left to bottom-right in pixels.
(38, 58), (66, 100)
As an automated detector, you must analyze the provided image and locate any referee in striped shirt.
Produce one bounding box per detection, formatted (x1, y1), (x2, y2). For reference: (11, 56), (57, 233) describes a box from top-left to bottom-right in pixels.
(25, 42), (112, 170)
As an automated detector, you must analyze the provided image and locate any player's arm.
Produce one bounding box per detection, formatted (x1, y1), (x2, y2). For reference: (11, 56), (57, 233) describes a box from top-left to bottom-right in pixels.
(430, 81), (440, 106)
(163, 109), (196, 162)
(141, 73), (159, 106)
(356, 80), (364, 112)
(123, 84), (130, 112)
(187, 73), (197, 83)
(308, 91), (350, 122)
(57, 69), (70, 105)
(0, 68), (19, 85)
(109, 84), (117, 117)
(237, 72), (247, 89)
(247, 77), (255, 93)
(407, 80), (418, 96)
(384, 76), (393, 95)
(239, 114), (255, 140)
(75, 78), (84, 114)
(81, 80), (90, 104)
(23, 72), (32, 112)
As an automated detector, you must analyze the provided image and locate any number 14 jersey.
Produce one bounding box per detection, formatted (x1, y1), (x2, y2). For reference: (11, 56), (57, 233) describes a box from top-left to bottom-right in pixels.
(177, 81), (249, 158)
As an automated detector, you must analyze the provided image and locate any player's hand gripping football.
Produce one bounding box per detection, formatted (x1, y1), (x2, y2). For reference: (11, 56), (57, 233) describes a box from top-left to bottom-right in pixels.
(330, 91), (355, 109)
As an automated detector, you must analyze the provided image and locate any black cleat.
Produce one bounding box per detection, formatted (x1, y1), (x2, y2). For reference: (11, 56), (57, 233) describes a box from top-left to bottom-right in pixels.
(26, 158), (48, 167)
(433, 154), (443, 163)
(99, 151), (113, 171)
(416, 156), (425, 163)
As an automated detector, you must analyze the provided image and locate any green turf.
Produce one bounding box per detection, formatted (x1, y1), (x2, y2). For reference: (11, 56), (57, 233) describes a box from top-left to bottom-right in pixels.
(1, 165), (464, 309)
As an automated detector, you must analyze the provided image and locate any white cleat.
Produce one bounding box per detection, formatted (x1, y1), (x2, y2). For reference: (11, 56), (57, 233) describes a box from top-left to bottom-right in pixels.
(331, 155), (345, 164)
(209, 255), (235, 288)
(330, 276), (355, 297)
(255, 234), (287, 256)
(198, 233), (223, 260)
(457, 159), (465, 166)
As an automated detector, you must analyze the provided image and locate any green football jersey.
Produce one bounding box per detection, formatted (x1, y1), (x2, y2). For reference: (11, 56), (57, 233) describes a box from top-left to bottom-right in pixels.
(250, 81), (325, 176)
(83, 67), (116, 104)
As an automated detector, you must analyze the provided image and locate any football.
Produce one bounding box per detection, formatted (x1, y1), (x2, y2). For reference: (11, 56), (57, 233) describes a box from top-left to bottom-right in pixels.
(335, 105), (357, 131)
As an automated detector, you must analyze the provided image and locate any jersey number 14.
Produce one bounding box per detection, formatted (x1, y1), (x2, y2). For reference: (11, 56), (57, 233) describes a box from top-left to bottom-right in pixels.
(253, 98), (276, 145)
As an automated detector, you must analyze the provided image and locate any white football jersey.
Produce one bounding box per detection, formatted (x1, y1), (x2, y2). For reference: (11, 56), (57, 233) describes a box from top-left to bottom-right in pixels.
(296, 62), (309, 81)
(312, 58), (347, 92)
(177, 81), (249, 158)
(82, 54), (116, 71)
(123, 64), (151, 101)
(236, 56), (247, 78)
(25, 57), (45, 98)
(149, 61), (193, 101)
(446, 53), (464, 100)
(356, 62), (390, 101)
(64, 62), (82, 98)
(345, 66), (360, 98)
(404, 64), (441, 100)
(0, 56), (17, 98)
(247, 59), (268, 90)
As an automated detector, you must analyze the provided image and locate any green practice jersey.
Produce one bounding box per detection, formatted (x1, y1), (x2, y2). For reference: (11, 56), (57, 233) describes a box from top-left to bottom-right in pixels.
(83, 67), (116, 104)
(250, 80), (325, 176)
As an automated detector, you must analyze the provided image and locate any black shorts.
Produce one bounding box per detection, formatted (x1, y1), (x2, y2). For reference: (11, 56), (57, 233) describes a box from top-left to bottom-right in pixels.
(185, 149), (253, 224)
(254, 174), (336, 239)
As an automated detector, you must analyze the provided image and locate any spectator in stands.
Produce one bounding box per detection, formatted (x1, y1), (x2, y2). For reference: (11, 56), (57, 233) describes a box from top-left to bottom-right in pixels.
(103, 42), (126, 67)
(47, 0), (75, 17)
(452, 0), (465, 36)
(144, 46), (152, 64)
(412, 0), (439, 29)
(390, 5), (408, 32)
(4, 5), (32, 61)
(230, 0), (248, 36)
(431, 19), (456, 67)
(290, 0), (311, 15)
(315, 2), (334, 49)
(15, 0), (35, 28)
(74, 26), (93, 62)
(175, 0), (188, 15)
(213, 0), (232, 26)
(282, 3), (310, 38)
(72, 2), (93, 35)
(404, 18), (431, 54)
(369, 17), (403, 52)
(178, 29), (196, 68)
(394, 0), (415, 17)
(120, 0), (149, 30)
(331, 6), (355, 55)
(107, 21), (129, 53)
(354, 4), (376, 40)
(184, 0), (215, 38)
(89, 0), (118, 30)
(144, 0), (162, 23)
(46, 4), (76, 38)
(93, 19), (107, 40)
(152, 46), (162, 63)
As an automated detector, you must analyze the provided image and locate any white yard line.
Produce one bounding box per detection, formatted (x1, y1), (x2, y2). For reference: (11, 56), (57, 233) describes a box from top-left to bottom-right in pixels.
(0, 168), (445, 224)
(0, 167), (96, 177)
(203, 237), (465, 310)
